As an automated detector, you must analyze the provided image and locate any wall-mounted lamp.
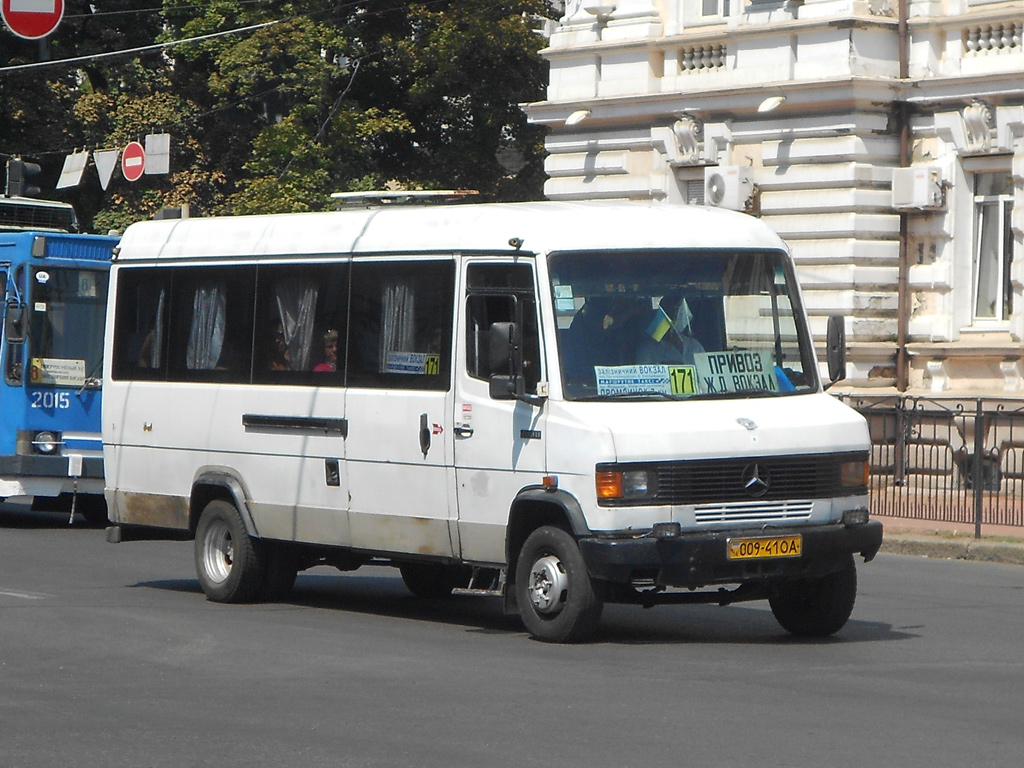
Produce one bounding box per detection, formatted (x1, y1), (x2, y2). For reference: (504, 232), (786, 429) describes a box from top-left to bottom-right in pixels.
(565, 109), (592, 127)
(757, 94), (786, 113)
(584, 5), (616, 23)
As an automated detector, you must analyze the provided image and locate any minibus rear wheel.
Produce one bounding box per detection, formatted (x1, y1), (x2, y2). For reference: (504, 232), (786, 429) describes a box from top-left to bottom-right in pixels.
(515, 526), (603, 643)
(194, 499), (265, 603)
(768, 553), (858, 637)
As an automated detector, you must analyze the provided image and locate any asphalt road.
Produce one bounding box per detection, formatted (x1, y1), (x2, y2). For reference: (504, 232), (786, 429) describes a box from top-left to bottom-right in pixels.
(2, 508), (1023, 768)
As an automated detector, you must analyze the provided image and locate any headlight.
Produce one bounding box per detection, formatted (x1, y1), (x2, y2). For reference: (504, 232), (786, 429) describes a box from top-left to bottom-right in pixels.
(596, 468), (658, 501)
(32, 431), (61, 455)
(840, 459), (869, 488)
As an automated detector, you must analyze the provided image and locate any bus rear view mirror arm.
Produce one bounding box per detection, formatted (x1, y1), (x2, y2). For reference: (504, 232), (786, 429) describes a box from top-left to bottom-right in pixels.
(489, 373), (547, 406)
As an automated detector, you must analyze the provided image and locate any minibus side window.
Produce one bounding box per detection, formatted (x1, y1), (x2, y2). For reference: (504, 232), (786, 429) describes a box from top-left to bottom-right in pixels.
(252, 262), (349, 386)
(346, 260), (454, 391)
(165, 266), (255, 383)
(465, 263), (540, 393)
(112, 268), (171, 380)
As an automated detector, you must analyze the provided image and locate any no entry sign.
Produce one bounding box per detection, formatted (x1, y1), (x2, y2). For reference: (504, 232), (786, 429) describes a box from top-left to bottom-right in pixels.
(1, 0), (65, 40)
(121, 141), (146, 182)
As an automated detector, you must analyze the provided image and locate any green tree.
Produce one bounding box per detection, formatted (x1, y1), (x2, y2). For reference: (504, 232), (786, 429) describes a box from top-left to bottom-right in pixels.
(1, 0), (168, 230)
(1, 0), (556, 231)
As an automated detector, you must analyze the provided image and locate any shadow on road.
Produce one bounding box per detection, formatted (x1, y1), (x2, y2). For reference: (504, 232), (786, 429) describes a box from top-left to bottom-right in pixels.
(0, 507), (105, 529)
(132, 569), (917, 646)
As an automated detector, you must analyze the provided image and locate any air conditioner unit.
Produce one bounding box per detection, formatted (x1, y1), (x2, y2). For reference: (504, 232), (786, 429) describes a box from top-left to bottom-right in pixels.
(892, 166), (944, 210)
(704, 166), (753, 211)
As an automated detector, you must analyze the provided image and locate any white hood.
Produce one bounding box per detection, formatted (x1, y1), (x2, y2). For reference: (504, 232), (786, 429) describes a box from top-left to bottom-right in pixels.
(548, 392), (868, 470)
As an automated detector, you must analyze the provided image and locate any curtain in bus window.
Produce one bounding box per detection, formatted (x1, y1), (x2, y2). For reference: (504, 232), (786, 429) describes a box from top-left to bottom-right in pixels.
(186, 282), (225, 370)
(140, 288), (165, 369)
(274, 278), (318, 371)
(380, 280), (415, 373)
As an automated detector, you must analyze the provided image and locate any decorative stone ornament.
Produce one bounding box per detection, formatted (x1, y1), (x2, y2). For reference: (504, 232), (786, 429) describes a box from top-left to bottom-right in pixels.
(672, 114), (704, 164)
(963, 101), (995, 153)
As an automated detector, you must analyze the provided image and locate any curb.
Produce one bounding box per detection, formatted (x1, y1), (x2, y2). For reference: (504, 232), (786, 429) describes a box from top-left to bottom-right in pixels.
(879, 535), (1024, 567)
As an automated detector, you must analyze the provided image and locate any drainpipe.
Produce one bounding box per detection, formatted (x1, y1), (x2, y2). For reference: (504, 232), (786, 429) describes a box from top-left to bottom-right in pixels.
(895, 0), (910, 391)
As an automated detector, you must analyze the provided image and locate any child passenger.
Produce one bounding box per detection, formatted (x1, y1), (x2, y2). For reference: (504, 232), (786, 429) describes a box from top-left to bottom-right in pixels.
(313, 329), (338, 372)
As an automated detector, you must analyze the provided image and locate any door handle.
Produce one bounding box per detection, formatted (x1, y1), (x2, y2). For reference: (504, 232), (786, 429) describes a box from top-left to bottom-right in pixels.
(419, 412), (430, 457)
(454, 425), (474, 438)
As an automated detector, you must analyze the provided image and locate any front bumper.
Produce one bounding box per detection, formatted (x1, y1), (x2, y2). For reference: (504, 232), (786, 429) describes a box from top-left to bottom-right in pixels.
(578, 520), (883, 588)
(0, 453), (103, 479)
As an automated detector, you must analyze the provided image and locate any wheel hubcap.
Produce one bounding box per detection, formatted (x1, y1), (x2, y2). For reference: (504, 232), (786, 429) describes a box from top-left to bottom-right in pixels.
(203, 519), (234, 584)
(527, 554), (568, 615)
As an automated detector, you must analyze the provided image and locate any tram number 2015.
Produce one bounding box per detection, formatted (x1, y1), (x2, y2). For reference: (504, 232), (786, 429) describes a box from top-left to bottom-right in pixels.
(31, 391), (71, 410)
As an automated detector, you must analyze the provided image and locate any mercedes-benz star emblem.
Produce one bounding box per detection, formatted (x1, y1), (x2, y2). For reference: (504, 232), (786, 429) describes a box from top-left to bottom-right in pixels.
(742, 463), (771, 497)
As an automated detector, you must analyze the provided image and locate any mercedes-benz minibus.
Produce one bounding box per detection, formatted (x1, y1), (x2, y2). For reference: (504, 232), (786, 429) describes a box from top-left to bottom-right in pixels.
(102, 201), (881, 643)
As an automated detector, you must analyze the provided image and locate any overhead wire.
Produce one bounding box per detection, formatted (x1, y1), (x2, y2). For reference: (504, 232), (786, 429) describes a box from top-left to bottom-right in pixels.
(1, 0), (527, 75)
(0, 19), (281, 74)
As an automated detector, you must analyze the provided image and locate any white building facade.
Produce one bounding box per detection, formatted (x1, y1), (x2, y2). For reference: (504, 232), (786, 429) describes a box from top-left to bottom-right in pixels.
(523, 0), (1024, 396)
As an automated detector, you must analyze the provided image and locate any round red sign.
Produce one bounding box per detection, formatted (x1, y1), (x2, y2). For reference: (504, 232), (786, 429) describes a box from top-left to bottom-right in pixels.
(1, 0), (65, 40)
(121, 141), (146, 182)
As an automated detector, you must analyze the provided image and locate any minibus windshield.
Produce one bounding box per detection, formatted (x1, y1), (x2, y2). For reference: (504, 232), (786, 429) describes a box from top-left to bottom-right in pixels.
(549, 249), (819, 401)
(27, 266), (108, 389)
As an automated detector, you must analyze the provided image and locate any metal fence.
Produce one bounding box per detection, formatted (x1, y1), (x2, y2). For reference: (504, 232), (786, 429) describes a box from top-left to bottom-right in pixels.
(837, 395), (1024, 536)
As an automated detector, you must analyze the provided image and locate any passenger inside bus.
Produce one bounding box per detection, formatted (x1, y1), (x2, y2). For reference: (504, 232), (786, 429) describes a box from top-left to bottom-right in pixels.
(564, 296), (648, 370)
(313, 329), (338, 372)
(266, 322), (290, 370)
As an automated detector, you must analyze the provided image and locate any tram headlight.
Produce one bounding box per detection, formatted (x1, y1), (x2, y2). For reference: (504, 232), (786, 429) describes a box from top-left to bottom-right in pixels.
(32, 431), (61, 455)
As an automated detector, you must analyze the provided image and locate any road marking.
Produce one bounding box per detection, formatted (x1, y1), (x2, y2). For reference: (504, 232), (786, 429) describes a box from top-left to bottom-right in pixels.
(0, 589), (47, 600)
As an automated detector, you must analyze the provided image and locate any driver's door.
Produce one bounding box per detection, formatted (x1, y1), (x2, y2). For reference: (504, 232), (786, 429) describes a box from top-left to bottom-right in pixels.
(453, 260), (546, 564)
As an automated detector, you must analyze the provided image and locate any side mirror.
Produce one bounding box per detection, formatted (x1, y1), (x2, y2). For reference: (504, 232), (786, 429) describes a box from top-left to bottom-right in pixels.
(4, 300), (25, 343)
(488, 321), (521, 400)
(825, 314), (846, 386)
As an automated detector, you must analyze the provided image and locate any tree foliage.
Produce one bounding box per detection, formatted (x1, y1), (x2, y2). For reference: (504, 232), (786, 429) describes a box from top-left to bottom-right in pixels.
(0, 0), (556, 232)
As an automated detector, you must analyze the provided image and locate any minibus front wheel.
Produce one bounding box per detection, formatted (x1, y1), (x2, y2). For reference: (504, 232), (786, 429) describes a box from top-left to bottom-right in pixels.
(515, 526), (603, 643)
(194, 499), (265, 603)
(768, 553), (858, 637)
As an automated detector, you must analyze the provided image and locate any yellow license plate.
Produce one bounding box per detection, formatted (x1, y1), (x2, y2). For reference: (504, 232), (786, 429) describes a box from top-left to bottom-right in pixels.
(727, 535), (802, 560)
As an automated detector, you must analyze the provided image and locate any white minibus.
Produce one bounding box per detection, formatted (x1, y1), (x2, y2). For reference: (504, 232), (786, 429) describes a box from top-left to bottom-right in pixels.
(102, 201), (881, 643)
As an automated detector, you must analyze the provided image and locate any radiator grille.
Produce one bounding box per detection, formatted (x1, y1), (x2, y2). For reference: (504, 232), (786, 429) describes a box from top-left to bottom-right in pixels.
(694, 499), (814, 525)
(598, 452), (867, 507)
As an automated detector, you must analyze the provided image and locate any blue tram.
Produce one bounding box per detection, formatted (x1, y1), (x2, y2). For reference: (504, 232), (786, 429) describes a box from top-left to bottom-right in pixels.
(1, 199), (117, 522)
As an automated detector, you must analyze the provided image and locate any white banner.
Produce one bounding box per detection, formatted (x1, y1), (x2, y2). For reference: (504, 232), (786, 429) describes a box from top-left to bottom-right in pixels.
(56, 150), (88, 189)
(144, 133), (170, 175)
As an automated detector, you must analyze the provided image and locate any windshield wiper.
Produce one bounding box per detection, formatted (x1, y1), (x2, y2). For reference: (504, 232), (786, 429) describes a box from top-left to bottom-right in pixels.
(650, 388), (792, 402)
(573, 391), (687, 402)
(571, 387), (798, 402)
(733, 388), (784, 398)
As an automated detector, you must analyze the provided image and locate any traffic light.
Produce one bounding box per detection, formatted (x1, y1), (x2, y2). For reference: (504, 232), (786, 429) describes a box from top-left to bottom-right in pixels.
(5, 158), (42, 197)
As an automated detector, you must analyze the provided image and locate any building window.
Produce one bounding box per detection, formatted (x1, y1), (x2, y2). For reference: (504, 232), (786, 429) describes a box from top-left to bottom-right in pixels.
(703, 0), (730, 16)
(681, 0), (731, 27)
(972, 171), (1014, 323)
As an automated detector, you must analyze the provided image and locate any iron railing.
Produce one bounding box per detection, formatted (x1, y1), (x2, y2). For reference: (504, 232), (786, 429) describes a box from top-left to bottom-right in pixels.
(836, 395), (1024, 536)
